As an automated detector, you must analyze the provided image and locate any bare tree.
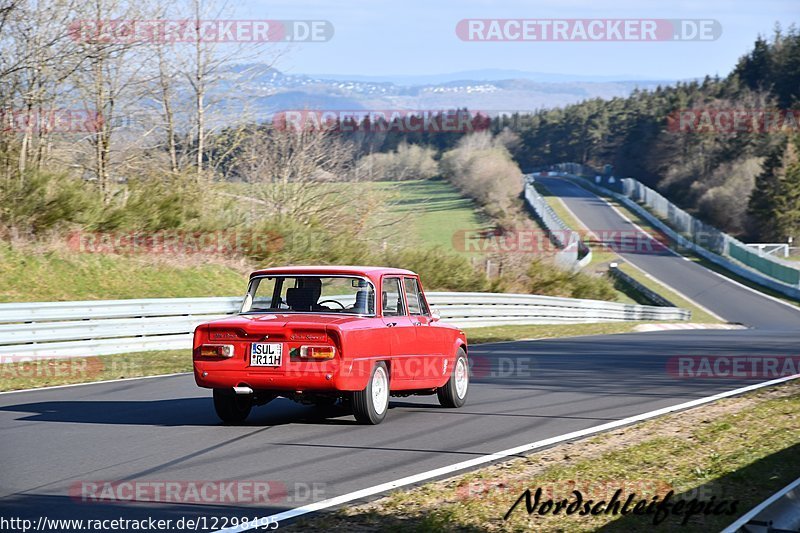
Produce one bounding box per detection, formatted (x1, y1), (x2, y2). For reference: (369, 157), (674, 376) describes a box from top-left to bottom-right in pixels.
(355, 142), (438, 181)
(1, 0), (85, 177)
(230, 127), (396, 239)
(70, 0), (154, 202)
(177, 0), (282, 181)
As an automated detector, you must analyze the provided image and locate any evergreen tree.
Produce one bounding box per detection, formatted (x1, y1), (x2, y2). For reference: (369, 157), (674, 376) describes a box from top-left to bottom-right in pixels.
(748, 136), (800, 240)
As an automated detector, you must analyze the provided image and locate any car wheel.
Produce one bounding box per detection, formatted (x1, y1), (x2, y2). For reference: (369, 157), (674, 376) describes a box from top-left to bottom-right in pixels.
(352, 362), (389, 424)
(213, 388), (252, 424)
(437, 349), (469, 408)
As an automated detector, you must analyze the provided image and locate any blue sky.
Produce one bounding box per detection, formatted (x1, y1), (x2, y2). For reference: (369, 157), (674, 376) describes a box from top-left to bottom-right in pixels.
(234, 0), (797, 80)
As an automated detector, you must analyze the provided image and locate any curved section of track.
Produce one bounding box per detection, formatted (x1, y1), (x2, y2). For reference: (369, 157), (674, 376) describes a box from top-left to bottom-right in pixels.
(537, 176), (800, 330)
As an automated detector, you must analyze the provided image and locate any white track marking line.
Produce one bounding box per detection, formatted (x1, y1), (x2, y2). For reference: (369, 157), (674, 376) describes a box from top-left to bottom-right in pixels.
(550, 178), (724, 322)
(214, 374), (800, 532)
(0, 372), (191, 395)
(565, 179), (800, 316)
(555, 196), (593, 233)
(620, 256), (726, 322)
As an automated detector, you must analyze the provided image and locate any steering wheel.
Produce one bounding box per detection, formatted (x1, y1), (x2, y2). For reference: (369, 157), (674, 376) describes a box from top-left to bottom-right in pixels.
(318, 299), (346, 309)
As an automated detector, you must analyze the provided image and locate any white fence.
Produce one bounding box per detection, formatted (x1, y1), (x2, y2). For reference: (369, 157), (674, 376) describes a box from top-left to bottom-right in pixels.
(623, 178), (800, 289)
(557, 170), (800, 301)
(552, 163), (800, 294)
(0, 292), (690, 359)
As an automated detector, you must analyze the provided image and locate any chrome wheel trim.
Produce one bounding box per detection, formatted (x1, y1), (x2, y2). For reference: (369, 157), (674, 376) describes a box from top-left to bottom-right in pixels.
(371, 366), (389, 415)
(454, 357), (468, 399)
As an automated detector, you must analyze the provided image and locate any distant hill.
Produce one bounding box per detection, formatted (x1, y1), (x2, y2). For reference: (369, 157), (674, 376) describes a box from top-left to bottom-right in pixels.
(302, 69), (675, 85)
(214, 65), (676, 119)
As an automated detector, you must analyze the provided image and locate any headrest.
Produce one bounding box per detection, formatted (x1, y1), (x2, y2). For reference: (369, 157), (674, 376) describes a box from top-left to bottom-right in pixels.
(286, 287), (315, 311)
(354, 289), (373, 313)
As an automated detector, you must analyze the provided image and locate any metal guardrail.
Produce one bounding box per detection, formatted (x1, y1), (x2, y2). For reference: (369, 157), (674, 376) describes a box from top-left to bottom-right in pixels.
(523, 177), (591, 270)
(722, 475), (800, 533)
(608, 263), (678, 308)
(560, 172), (800, 302)
(623, 178), (800, 287)
(552, 162), (800, 295)
(0, 292), (690, 359)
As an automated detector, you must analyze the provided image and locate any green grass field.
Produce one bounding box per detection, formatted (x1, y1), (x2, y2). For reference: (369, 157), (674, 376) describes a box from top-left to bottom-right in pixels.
(374, 179), (489, 251)
(224, 179), (489, 253)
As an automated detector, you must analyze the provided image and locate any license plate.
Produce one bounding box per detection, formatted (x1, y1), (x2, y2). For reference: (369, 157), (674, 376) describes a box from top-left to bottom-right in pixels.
(250, 343), (283, 367)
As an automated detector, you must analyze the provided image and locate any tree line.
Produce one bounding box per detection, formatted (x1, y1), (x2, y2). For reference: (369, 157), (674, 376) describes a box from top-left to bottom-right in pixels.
(491, 26), (800, 242)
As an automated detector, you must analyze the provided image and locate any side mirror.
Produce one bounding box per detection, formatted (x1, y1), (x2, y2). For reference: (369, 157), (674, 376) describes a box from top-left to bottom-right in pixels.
(430, 308), (441, 322)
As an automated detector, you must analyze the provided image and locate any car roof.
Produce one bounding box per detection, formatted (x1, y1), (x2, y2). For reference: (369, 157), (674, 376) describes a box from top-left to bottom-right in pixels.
(249, 266), (417, 279)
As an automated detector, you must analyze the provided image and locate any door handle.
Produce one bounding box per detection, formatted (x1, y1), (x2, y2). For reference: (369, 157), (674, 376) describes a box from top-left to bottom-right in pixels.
(386, 322), (397, 327)
(412, 321), (422, 326)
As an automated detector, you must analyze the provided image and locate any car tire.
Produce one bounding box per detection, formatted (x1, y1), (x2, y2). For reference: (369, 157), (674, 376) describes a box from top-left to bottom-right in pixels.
(438, 349), (469, 408)
(352, 362), (390, 425)
(213, 388), (252, 424)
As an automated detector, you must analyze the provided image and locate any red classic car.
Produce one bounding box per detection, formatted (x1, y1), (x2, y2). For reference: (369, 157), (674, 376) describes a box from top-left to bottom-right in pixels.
(193, 266), (469, 424)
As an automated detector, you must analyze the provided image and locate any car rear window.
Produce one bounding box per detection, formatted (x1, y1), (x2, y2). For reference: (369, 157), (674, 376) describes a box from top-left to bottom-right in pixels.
(241, 275), (375, 315)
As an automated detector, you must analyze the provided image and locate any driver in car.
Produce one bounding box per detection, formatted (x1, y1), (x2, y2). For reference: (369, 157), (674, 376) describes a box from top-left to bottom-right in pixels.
(295, 277), (327, 311)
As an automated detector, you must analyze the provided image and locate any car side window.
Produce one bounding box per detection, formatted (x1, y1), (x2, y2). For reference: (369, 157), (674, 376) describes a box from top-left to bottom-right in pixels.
(403, 277), (428, 316)
(382, 277), (406, 317)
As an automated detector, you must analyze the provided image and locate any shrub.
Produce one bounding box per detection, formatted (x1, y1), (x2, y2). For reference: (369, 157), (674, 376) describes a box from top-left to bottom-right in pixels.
(0, 171), (98, 236)
(440, 132), (522, 222)
(381, 247), (489, 291)
(355, 142), (439, 181)
(87, 174), (212, 232)
(526, 259), (618, 300)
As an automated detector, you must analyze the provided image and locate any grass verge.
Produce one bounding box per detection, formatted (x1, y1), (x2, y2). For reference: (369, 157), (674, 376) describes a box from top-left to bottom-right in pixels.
(533, 182), (586, 232)
(462, 321), (649, 344)
(615, 263), (722, 324)
(287, 379), (800, 532)
(0, 243), (247, 302)
(0, 350), (192, 391)
(0, 322), (657, 392)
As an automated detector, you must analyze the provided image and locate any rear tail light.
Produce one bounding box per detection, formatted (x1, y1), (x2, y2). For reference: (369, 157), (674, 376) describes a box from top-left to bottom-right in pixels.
(200, 344), (234, 358)
(299, 345), (336, 359)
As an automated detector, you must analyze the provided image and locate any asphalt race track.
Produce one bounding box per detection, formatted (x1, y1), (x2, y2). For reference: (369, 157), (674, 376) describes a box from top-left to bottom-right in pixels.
(2, 177), (799, 531)
(536, 176), (800, 330)
(1, 330), (799, 531)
